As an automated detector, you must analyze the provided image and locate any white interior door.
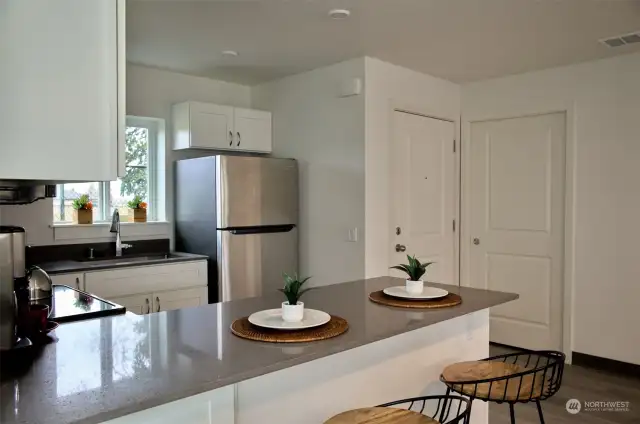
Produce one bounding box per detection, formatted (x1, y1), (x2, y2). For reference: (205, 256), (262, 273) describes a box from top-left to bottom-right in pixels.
(468, 113), (565, 350)
(389, 111), (456, 284)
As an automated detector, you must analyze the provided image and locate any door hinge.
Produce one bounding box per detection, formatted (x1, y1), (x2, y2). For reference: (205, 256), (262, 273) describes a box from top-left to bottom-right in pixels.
(453, 139), (457, 153)
(453, 219), (456, 232)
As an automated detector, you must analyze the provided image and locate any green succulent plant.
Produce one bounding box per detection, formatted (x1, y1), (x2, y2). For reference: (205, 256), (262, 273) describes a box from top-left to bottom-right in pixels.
(72, 194), (91, 210)
(127, 195), (144, 209)
(390, 255), (434, 281)
(278, 273), (313, 305)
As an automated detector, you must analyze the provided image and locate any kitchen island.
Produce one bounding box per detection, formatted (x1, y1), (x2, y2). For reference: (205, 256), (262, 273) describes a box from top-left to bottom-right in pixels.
(0, 277), (517, 424)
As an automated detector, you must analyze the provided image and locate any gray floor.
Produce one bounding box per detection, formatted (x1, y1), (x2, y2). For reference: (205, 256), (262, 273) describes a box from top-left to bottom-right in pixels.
(488, 345), (640, 424)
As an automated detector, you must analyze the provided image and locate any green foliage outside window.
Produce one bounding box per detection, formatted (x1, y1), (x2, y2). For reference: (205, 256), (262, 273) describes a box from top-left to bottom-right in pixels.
(121, 127), (148, 199)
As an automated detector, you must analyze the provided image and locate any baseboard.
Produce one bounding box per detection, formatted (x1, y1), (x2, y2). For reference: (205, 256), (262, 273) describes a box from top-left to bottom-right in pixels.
(572, 352), (640, 379)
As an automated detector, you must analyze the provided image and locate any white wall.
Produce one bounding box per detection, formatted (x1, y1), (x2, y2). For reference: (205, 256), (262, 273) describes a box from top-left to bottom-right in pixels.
(127, 64), (252, 248)
(0, 65), (251, 246)
(462, 52), (640, 365)
(364, 57), (461, 279)
(252, 58), (366, 287)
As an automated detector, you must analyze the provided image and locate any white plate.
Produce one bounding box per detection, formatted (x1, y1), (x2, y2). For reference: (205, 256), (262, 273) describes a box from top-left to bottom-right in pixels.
(383, 286), (449, 300)
(248, 308), (331, 330)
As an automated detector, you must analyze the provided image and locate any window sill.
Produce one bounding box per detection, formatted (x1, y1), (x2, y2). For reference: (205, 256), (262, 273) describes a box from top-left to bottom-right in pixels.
(50, 221), (171, 241)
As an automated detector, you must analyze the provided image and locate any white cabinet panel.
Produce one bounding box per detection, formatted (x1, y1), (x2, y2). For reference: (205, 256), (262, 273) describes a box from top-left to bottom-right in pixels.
(191, 103), (234, 150)
(172, 102), (271, 153)
(110, 294), (151, 316)
(173, 102), (234, 150)
(102, 385), (234, 424)
(153, 287), (208, 313)
(85, 261), (207, 299)
(0, 0), (124, 181)
(234, 108), (272, 153)
(50, 273), (84, 291)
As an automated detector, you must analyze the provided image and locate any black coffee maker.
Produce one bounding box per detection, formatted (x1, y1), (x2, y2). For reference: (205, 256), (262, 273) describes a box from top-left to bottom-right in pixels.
(0, 226), (30, 351)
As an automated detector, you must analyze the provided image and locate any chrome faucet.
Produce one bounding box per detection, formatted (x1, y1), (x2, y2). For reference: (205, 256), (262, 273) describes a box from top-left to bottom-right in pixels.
(110, 210), (132, 257)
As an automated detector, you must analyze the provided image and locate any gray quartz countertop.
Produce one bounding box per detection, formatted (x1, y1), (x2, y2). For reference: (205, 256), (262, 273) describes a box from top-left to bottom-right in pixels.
(0, 277), (517, 424)
(36, 251), (208, 275)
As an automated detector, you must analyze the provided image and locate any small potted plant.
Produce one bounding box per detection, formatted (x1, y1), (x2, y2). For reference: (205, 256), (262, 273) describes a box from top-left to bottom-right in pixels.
(127, 195), (148, 223)
(72, 194), (93, 225)
(391, 255), (434, 295)
(278, 273), (312, 323)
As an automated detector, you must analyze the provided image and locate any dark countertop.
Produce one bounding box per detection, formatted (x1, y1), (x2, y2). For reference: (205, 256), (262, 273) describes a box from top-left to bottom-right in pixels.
(41, 285), (126, 323)
(0, 277), (518, 424)
(37, 252), (208, 275)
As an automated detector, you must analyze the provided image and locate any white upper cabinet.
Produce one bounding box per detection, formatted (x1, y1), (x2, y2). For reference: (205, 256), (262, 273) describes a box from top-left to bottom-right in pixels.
(173, 102), (234, 150)
(172, 102), (272, 153)
(233, 108), (272, 153)
(0, 0), (126, 182)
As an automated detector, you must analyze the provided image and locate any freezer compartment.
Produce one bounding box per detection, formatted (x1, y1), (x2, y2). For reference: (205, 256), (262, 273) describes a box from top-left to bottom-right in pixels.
(217, 226), (298, 302)
(216, 156), (298, 229)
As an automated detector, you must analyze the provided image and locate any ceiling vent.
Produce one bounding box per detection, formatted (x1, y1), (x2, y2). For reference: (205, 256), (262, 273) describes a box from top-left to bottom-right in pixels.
(601, 31), (640, 48)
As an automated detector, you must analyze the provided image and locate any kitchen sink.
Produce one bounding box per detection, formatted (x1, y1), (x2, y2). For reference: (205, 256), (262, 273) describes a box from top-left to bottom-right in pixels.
(76, 253), (173, 266)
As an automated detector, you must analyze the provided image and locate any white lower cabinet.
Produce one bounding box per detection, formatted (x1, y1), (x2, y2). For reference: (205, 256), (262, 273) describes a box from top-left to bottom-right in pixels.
(109, 294), (152, 315)
(50, 273), (84, 291)
(153, 287), (208, 313)
(81, 260), (208, 315)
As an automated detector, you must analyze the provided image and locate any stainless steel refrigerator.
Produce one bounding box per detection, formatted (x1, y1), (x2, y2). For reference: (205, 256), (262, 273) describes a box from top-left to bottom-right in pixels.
(175, 156), (298, 303)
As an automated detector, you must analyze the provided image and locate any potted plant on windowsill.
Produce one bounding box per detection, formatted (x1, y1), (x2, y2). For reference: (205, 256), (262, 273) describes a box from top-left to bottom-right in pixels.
(391, 255), (434, 295)
(127, 195), (148, 223)
(278, 273), (313, 323)
(72, 194), (94, 225)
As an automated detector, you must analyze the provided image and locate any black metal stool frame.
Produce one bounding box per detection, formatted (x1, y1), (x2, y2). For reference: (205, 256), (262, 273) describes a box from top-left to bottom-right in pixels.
(440, 350), (565, 424)
(377, 394), (472, 424)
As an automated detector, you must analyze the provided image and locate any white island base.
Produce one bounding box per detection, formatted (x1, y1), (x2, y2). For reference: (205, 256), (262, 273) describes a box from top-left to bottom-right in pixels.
(105, 310), (489, 424)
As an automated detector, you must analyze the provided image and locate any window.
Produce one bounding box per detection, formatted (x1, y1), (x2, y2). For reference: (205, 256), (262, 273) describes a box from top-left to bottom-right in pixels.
(53, 117), (161, 223)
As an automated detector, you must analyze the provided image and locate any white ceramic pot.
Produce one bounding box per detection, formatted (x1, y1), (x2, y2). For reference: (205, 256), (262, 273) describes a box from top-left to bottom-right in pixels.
(282, 301), (304, 323)
(405, 279), (424, 295)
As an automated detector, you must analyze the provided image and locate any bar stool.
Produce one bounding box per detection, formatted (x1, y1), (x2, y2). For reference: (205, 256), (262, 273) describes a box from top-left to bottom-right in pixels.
(440, 350), (565, 424)
(324, 395), (471, 424)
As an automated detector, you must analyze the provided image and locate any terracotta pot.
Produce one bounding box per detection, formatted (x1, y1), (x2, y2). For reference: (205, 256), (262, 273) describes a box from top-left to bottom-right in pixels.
(128, 208), (147, 223)
(74, 208), (93, 225)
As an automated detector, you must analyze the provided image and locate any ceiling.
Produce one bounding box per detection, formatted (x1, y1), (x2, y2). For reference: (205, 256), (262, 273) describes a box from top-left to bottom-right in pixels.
(127, 0), (640, 85)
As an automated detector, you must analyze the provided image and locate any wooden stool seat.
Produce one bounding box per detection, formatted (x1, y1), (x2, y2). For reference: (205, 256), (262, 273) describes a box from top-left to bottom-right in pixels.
(324, 407), (438, 424)
(441, 360), (548, 401)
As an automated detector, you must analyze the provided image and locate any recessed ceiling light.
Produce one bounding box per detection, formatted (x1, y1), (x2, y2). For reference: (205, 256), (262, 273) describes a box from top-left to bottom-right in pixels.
(222, 50), (239, 57)
(328, 9), (350, 20)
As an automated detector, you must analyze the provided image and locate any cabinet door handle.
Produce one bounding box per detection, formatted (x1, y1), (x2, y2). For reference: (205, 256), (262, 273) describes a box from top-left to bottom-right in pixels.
(236, 132), (241, 147)
(156, 296), (160, 312)
(145, 298), (150, 314)
(75, 277), (80, 290)
(229, 130), (233, 146)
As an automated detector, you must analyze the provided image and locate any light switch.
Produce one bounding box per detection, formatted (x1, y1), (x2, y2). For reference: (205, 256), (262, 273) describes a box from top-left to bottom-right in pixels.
(347, 228), (358, 242)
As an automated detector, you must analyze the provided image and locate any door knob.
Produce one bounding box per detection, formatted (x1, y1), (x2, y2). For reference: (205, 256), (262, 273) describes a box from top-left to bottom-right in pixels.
(395, 244), (406, 252)
(473, 238), (480, 245)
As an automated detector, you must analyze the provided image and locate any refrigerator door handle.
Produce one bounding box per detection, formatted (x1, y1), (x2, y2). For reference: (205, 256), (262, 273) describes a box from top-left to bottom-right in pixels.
(228, 224), (295, 235)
